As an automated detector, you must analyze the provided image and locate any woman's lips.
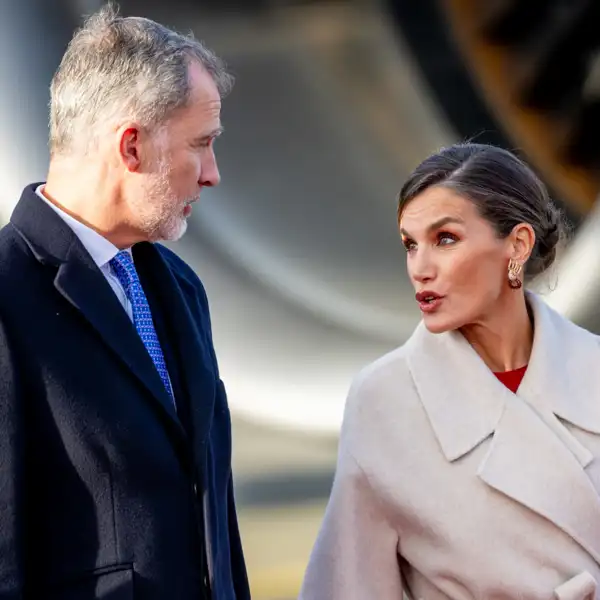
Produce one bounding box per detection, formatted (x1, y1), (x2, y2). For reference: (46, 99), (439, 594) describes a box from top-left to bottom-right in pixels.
(415, 291), (444, 313)
(418, 297), (443, 313)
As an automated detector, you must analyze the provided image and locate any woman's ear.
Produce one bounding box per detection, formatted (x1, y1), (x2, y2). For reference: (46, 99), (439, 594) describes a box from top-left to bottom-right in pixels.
(509, 223), (536, 263)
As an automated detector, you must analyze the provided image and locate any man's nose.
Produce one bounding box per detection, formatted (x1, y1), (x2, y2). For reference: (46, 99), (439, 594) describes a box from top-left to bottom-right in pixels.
(200, 149), (221, 187)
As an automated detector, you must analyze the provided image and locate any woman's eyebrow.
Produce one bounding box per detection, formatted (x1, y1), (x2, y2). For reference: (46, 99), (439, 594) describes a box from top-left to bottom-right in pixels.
(400, 216), (465, 237)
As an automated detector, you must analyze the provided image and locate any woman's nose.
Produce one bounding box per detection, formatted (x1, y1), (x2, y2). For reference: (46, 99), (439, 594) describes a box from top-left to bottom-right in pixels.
(410, 250), (435, 284)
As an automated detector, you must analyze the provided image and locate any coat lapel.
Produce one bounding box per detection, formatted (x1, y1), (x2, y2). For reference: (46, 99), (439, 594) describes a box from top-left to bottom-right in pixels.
(407, 292), (600, 563)
(54, 249), (180, 425)
(10, 185), (184, 436)
(405, 319), (509, 462)
(477, 392), (600, 563)
(132, 242), (217, 447)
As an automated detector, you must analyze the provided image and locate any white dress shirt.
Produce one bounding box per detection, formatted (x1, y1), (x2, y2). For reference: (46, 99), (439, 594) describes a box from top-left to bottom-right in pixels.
(35, 185), (133, 321)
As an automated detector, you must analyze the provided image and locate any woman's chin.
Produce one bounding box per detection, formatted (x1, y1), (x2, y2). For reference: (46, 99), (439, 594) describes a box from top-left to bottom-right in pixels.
(422, 313), (455, 335)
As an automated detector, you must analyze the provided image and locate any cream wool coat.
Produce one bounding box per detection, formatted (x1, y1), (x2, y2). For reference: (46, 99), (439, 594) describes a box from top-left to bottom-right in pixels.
(300, 294), (600, 600)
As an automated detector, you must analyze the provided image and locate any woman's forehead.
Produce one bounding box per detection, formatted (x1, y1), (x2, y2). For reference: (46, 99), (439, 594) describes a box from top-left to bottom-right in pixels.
(400, 187), (475, 231)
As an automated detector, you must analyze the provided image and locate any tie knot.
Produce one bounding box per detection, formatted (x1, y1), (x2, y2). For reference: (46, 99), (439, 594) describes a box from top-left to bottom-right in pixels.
(109, 250), (139, 290)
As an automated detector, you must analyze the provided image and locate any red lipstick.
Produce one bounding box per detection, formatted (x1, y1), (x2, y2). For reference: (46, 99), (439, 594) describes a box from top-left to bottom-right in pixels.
(415, 291), (444, 313)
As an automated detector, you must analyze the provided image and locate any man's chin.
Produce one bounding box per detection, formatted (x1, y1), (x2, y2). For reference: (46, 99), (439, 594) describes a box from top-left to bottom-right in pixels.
(151, 217), (188, 243)
(167, 218), (188, 242)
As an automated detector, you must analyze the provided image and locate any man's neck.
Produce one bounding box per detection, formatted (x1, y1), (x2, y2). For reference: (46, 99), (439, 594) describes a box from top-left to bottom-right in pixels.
(43, 162), (135, 249)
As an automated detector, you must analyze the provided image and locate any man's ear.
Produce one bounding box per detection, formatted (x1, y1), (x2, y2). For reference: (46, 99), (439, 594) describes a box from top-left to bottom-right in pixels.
(117, 124), (142, 172)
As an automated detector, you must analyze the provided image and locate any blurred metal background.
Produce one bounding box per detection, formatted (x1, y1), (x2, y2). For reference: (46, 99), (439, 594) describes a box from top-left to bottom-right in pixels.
(1, 0), (599, 597)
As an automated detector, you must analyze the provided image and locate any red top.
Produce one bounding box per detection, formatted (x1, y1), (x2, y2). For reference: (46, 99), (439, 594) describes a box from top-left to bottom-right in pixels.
(494, 365), (528, 393)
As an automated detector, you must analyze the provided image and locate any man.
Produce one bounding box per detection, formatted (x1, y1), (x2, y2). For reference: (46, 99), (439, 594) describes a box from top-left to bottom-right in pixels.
(0, 3), (250, 599)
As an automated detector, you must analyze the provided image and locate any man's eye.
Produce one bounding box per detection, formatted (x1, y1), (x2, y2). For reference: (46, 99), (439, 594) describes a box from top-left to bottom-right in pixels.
(195, 138), (215, 148)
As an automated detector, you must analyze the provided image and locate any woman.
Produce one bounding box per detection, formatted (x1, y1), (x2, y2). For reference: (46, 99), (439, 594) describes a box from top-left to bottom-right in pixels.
(299, 143), (600, 600)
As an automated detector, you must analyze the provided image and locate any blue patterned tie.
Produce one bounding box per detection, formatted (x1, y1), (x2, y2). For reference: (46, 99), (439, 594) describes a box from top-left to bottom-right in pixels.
(109, 250), (174, 403)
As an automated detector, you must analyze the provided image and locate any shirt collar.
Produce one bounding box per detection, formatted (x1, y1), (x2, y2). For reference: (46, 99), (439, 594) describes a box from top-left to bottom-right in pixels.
(35, 184), (127, 268)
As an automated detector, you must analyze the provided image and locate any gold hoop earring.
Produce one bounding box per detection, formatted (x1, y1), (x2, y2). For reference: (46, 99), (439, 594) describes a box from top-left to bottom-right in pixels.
(508, 259), (523, 289)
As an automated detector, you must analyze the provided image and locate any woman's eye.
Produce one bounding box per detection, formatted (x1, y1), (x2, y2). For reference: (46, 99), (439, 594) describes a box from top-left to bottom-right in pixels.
(403, 240), (417, 252)
(438, 232), (458, 246)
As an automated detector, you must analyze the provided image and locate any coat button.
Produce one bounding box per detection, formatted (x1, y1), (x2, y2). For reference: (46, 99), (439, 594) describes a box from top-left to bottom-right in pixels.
(554, 571), (596, 600)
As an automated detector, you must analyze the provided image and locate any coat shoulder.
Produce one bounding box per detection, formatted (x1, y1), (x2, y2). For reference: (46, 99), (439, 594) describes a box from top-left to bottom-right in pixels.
(337, 334), (429, 480)
(342, 340), (417, 432)
(535, 293), (600, 349)
(352, 343), (413, 399)
(154, 244), (209, 309)
(0, 223), (36, 303)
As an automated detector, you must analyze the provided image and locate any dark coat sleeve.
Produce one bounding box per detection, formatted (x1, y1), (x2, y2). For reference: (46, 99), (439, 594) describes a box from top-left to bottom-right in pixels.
(0, 319), (25, 598)
(193, 286), (251, 597)
(227, 476), (250, 600)
(156, 245), (251, 598)
(187, 270), (251, 598)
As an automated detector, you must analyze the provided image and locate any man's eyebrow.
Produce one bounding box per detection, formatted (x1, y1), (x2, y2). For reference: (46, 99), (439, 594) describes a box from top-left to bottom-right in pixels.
(400, 216), (465, 237)
(196, 126), (224, 142)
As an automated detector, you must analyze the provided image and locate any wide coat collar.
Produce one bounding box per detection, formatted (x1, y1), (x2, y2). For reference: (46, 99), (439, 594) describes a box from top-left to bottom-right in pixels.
(405, 292), (600, 564)
(10, 184), (216, 448)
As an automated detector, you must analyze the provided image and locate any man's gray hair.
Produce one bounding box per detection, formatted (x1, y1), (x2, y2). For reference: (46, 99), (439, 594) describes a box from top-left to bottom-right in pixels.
(49, 2), (233, 156)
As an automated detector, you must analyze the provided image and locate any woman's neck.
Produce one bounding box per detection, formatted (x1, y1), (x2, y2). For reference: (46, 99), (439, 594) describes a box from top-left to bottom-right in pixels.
(459, 294), (533, 373)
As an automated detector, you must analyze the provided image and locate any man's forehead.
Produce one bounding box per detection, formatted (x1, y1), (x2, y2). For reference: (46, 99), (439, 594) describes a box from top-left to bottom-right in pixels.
(174, 95), (221, 133)
(187, 61), (221, 103)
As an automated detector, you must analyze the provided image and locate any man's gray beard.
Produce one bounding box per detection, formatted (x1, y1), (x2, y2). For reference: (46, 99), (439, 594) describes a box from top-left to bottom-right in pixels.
(138, 159), (194, 242)
(142, 189), (189, 242)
